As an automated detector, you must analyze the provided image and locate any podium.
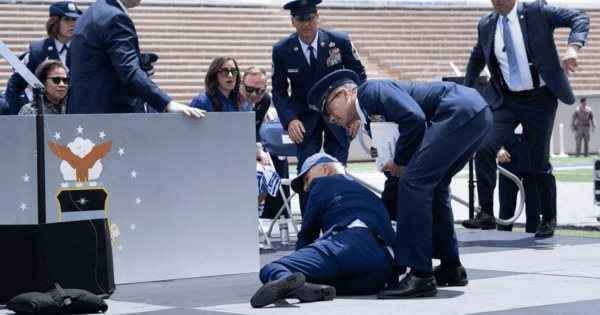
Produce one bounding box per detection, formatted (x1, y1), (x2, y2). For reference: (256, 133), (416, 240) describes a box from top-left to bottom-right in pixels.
(0, 219), (115, 303)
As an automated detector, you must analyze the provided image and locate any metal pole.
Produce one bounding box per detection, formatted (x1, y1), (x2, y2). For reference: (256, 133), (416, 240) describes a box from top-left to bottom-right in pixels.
(468, 158), (475, 219)
(33, 85), (46, 224)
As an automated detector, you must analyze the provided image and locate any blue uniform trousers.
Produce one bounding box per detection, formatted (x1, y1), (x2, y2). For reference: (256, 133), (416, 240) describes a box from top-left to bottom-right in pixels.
(296, 119), (349, 212)
(259, 228), (392, 295)
(475, 89), (558, 220)
(498, 172), (540, 233)
(395, 108), (492, 271)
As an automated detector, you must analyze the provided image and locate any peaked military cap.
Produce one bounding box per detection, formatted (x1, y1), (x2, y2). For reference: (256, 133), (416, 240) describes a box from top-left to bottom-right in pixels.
(49, 1), (82, 18)
(307, 69), (360, 113)
(283, 0), (322, 20)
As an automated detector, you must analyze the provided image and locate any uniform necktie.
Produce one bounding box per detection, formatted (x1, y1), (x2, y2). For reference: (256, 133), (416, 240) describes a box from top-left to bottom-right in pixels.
(60, 44), (68, 55)
(308, 46), (317, 74)
(502, 16), (521, 87)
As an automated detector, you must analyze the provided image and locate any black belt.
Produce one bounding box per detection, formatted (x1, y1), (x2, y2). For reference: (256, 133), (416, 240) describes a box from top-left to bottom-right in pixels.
(504, 85), (550, 98)
(353, 227), (394, 263)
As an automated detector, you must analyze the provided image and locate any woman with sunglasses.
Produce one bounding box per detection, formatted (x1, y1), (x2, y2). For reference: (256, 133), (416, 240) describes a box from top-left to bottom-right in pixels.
(5, 1), (81, 115)
(190, 56), (243, 112)
(18, 60), (69, 115)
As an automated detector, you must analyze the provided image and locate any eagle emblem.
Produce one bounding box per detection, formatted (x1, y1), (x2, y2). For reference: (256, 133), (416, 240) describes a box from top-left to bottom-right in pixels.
(48, 138), (113, 183)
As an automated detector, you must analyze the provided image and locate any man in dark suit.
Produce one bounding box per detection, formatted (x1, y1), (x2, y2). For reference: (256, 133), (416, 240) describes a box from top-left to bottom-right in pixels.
(272, 0), (366, 212)
(461, 0), (589, 238)
(67, 0), (203, 117)
(308, 69), (492, 298)
(251, 153), (395, 308)
(5, 1), (81, 115)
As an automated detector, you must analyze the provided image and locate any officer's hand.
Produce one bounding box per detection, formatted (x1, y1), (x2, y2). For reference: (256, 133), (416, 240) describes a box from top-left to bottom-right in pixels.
(165, 101), (206, 118)
(381, 159), (405, 177)
(562, 45), (580, 76)
(257, 147), (269, 165)
(496, 149), (511, 163)
(288, 119), (305, 143)
(348, 120), (361, 139)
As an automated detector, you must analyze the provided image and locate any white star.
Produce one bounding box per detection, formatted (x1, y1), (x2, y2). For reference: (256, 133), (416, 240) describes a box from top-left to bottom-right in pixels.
(130, 170), (137, 178)
(77, 197), (88, 205)
(76, 125), (84, 134)
(53, 132), (61, 140)
(135, 197), (141, 205)
(118, 244), (123, 251)
(118, 148), (125, 156)
(19, 202), (27, 211)
(99, 131), (106, 139)
(22, 174), (30, 182)
(130, 224), (136, 231)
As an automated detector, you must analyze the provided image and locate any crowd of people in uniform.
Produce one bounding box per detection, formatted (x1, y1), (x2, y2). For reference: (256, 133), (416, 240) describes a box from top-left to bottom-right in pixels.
(0, 0), (591, 308)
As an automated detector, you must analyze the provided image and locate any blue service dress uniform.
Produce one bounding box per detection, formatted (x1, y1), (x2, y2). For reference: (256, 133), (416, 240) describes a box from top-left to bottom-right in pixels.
(498, 133), (540, 233)
(357, 80), (492, 272)
(464, 0), (589, 223)
(271, 28), (366, 168)
(68, 0), (171, 114)
(5, 38), (61, 114)
(259, 174), (395, 294)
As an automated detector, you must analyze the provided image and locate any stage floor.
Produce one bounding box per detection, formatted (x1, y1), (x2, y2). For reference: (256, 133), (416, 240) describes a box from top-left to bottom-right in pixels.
(3, 228), (596, 315)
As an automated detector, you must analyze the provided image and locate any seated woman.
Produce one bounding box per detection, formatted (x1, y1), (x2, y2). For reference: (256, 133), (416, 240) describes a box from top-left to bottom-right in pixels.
(190, 56), (243, 112)
(18, 59), (69, 115)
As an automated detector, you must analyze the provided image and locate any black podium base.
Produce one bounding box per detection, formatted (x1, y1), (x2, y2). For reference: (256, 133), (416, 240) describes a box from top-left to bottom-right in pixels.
(0, 219), (115, 303)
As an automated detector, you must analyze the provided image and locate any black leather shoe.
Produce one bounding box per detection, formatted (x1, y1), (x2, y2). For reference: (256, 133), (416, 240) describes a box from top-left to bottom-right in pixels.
(433, 265), (468, 286)
(462, 211), (497, 230)
(377, 272), (437, 299)
(534, 217), (557, 238)
(292, 282), (336, 303)
(250, 272), (305, 308)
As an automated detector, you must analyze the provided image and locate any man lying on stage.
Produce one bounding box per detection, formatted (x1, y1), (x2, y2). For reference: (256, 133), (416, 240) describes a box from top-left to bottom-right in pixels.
(250, 153), (396, 308)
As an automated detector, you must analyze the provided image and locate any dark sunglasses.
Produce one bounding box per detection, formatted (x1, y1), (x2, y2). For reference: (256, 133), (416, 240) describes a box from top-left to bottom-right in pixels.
(244, 85), (266, 95)
(47, 76), (69, 85)
(217, 67), (239, 76)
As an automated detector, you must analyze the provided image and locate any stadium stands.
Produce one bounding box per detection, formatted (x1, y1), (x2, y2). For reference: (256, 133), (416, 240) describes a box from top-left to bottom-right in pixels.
(0, 1), (598, 104)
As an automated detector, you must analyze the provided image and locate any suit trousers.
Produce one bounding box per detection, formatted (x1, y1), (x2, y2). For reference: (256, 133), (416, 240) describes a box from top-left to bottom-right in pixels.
(296, 119), (349, 213)
(497, 171), (540, 233)
(475, 89), (558, 220)
(259, 227), (392, 295)
(395, 108), (492, 272)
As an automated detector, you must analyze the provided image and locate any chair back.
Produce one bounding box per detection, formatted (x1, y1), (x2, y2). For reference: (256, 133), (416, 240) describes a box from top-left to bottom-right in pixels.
(259, 121), (297, 158)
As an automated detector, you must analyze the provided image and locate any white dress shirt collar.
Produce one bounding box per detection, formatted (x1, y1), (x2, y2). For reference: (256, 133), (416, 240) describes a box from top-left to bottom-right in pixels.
(115, 0), (129, 15)
(355, 97), (367, 125)
(298, 33), (319, 64)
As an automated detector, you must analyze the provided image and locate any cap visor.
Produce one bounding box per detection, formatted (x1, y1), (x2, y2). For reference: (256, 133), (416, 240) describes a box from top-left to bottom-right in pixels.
(291, 176), (304, 194)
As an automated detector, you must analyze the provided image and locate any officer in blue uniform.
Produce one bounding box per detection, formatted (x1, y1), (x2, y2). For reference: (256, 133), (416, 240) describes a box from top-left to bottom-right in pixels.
(308, 69), (492, 298)
(251, 153), (395, 308)
(272, 0), (366, 212)
(4, 1), (81, 115)
(497, 132), (540, 233)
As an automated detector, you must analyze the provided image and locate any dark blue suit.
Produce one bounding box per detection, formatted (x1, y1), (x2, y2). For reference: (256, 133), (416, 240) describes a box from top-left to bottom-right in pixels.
(67, 0), (171, 114)
(464, 0), (589, 221)
(260, 174), (395, 294)
(5, 39), (60, 114)
(272, 28), (366, 167)
(498, 134), (540, 233)
(358, 80), (491, 271)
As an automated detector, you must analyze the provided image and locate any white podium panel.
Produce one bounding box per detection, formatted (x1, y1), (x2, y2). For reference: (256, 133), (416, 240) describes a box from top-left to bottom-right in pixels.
(0, 113), (258, 284)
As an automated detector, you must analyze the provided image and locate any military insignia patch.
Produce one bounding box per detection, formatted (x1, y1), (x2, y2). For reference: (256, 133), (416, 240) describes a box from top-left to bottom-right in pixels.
(327, 47), (341, 67)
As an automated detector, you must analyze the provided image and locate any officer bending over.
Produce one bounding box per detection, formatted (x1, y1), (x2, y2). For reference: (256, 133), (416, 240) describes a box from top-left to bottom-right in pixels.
(308, 69), (492, 298)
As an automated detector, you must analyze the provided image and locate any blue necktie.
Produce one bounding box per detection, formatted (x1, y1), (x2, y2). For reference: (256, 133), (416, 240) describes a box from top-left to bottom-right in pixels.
(502, 16), (521, 87)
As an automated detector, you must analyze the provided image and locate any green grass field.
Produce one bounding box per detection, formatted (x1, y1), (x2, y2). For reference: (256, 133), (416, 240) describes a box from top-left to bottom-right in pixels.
(347, 156), (597, 183)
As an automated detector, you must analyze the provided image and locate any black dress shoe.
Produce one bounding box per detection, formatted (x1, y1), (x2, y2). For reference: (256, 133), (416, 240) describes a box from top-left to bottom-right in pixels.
(462, 211), (497, 229)
(292, 282), (336, 303)
(250, 272), (305, 308)
(377, 272), (437, 299)
(433, 265), (468, 286)
(534, 217), (557, 238)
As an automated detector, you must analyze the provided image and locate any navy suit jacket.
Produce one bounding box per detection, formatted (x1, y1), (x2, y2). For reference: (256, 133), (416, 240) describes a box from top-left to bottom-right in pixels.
(68, 0), (171, 114)
(5, 38), (60, 114)
(272, 28), (366, 146)
(358, 81), (488, 166)
(464, 0), (589, 107)
(296, 174), (395, 251)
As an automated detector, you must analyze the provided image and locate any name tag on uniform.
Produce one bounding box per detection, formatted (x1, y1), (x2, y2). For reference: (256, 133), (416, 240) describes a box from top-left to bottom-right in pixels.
(327, 48), (342, 67)
(288, 68), (299, 73)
